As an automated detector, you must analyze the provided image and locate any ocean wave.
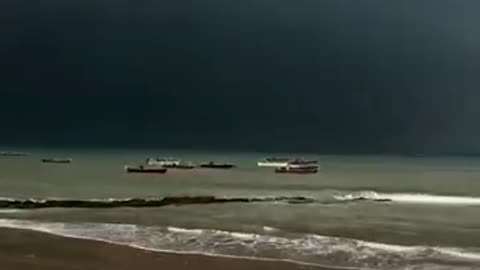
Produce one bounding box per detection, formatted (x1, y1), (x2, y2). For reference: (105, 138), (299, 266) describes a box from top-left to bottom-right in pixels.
(262, 226), (278, 232)
(167, 226), (204, 235)
(1, 191), (479, 210)
(0, 219), (478, 270)
(334, 191), (480, 205)
(0, 209), (24, 213)
(0, 195), (321, 209)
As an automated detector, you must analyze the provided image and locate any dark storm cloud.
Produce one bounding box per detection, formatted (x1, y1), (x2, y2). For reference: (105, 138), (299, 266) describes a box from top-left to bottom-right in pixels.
(1, 0), (479, 153)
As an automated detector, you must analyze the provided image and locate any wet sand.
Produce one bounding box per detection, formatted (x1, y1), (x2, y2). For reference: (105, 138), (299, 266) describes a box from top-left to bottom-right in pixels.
(0, 228), (335, 270)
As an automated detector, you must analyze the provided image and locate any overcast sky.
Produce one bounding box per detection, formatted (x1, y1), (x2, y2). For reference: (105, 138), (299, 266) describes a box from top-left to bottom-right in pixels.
(1, 0), (479, 153)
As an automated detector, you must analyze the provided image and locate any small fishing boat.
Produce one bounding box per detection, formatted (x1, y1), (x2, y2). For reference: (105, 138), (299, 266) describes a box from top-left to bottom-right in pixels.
(275, 165), (318, 174)
(0, 151), (28, 157)
(200, 161), (235, 169)
(125, 165), (167, 174)
(257, 157), (291, 167)
(41, 158), (72, 164)
(146, 157), (180, 167)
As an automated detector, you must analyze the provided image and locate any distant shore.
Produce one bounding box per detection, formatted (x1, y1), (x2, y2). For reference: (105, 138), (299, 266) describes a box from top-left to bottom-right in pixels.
(0, 228), (337, 270)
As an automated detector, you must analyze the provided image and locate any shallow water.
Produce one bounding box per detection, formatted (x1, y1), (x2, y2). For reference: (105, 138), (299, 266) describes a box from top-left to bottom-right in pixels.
(1, 148), (480, 269)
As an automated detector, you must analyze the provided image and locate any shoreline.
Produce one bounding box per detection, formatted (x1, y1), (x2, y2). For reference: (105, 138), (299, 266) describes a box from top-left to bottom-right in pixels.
(0, 227), (343, 270)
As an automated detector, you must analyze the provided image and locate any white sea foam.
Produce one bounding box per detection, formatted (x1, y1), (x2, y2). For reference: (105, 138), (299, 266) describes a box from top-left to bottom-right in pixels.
(228, 232), (258, 239)
(435, 248), (480, 261)
(1, 218), (479, 270)
(167, 226), (204, 235)
(0, 209), (24, 213)
(262, 226), (278, 232)
(334, 191), (480, 205)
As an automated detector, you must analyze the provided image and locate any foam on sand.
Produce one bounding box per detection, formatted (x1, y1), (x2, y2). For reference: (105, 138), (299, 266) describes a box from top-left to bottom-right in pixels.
(0, 218), (478, 270)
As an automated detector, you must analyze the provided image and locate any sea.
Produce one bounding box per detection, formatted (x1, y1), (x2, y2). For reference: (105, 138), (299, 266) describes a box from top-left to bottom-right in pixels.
(1, 148), (480, 270)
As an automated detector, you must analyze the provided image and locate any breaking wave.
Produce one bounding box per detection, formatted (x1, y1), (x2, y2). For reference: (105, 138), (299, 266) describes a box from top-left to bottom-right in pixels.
(0, 196), (318, 209)
(0, 209), (24, 213)
(1, 191), (479, 210)
(0, 219), (478, 270)
(334, 191), (480, 205)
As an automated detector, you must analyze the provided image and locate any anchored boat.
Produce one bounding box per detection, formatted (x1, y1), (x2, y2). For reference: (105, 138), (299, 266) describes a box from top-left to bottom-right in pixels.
(125, 165), (167, 174)
(0, 151), (28, 157)
(41, 158), (72, 164)
(275, 165), (318, 174)
(200, 161), (235, 169)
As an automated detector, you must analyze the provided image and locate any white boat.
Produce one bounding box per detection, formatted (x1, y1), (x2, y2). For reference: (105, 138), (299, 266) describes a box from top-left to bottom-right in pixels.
(257, 157), (291, 167)
(146, 157), (180, 167)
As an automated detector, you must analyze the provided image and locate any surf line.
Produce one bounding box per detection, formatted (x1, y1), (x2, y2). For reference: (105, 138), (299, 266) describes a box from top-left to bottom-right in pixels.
(0, 196), (320, 209)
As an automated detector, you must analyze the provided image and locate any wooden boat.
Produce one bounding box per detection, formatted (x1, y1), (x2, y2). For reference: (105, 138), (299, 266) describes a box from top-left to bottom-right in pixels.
(41, 158), (72, 164)
(125, 165), (167, 174)
(200, 162), (235, 169)
(0, 151), (28, 157)
(275, 165), (318, 174)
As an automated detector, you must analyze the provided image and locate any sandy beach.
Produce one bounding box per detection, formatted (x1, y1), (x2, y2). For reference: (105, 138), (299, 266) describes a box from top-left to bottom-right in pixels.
(0, 228), (334, 270)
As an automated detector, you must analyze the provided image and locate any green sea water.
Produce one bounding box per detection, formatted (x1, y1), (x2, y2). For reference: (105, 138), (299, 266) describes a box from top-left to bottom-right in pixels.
(1, 148), (480, 269)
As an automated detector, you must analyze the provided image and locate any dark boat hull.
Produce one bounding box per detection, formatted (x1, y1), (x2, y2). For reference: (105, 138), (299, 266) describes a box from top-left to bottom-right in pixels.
(126, 167), (167, 174)
(41, 159), (72, 164)
(275, 167), (318, 174)
(200, 164), (235, 169)
(0, 152), (28, 157)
